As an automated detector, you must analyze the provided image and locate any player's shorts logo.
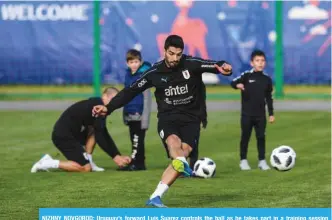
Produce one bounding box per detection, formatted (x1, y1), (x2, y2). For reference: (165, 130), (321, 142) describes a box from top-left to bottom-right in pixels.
(182, 70), (190, 79)
(159, 129), (164, 139)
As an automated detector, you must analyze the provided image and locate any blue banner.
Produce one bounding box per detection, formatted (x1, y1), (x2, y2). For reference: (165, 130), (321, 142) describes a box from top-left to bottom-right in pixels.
(39, 208), (331, 220)
(0, 1), (331, 85)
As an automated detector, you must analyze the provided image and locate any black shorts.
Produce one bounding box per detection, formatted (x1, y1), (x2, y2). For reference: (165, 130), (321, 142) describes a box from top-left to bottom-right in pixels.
(51, 130), (90, 166)
(157, 120), (201, 158)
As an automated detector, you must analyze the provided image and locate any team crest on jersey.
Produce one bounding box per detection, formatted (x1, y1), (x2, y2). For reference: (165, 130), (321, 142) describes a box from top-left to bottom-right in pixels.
(182, 70), (190, 79)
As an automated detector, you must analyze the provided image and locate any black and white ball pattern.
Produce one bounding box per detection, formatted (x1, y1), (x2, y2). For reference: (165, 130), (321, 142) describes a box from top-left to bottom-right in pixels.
(193, 157), (216, 178)
(270, 145), (296, 171)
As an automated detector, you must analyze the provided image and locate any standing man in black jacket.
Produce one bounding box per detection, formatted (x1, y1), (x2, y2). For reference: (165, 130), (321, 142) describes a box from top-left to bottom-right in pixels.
(231, 50), (275, 171)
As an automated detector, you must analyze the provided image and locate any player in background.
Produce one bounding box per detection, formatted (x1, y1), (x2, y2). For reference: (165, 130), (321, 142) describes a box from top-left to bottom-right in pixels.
(31, 87), (131, 173)
(230, 50), (275, 171)
(118, 49), (152, 171)
(92, 35), (232, 207)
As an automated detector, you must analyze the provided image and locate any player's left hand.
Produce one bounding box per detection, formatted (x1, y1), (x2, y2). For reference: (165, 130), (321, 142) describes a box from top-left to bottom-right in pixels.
(215, 63), (232, 75)
(269, 116), (275, 123)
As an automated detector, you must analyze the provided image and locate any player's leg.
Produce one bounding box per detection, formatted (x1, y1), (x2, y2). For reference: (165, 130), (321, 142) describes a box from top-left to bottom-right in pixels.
(146, 122), (192, 207)
(166, 121), (201, 174)
(147, 134), (186, 207)
(117, 122), (136, 171)
(189, 141), (198, 169)
(147, 124), (198, 204)
(155, 133), (189, 185)
(58, 158), (91, 172)
(118, 121), (146, 171)
(254, 116), (270, 170)
(165, 137), (194, 180)
(133, 124), (147, 170)
(84, 127), (105, 172)
(31, 150), (91, 172)
(189, 128), (200, 170)
(53, 136), (92, 172)
(239, 115), (254, 170)
(31, 133), (91, 173)
(129, 121), (146, 169)
(180, 122), (201, 176)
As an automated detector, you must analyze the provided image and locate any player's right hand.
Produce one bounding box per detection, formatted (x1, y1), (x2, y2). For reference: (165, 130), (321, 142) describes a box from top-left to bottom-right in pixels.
(122, 156), (132, 164)
(236, 83), (245, 90)
(113, 155), (131, 167)
(92, 105), (108, 117)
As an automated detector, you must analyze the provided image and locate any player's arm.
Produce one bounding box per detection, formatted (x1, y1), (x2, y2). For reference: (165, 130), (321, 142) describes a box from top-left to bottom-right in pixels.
(230, 72), (247, 90)
(189, 57), (232, 76)
(93, 117), (131, 167)
(108, 77), (152, 114)
(265, 77), (274, 116)
(93, 72), (154, 116)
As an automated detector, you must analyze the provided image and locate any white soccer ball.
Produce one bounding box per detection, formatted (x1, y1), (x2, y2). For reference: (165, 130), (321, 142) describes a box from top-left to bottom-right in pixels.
(270, 145), (296, 171)
(193, 157), (216, 178)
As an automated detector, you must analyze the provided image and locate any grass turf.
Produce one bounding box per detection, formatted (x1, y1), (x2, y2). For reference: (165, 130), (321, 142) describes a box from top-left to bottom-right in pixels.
(0, 111), (330, 219)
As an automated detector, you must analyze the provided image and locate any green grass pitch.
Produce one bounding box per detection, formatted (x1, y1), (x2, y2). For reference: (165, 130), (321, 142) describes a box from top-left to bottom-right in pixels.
(0, 110), (330, 219)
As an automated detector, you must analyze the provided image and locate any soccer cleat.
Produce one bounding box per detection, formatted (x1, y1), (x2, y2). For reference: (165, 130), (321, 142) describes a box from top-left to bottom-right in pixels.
(146, 196), (167, 208)
(171, 159), (192, 177)
(30, 154), (52, 173)
(91, 165), (105, 172)
(41, 154), (53, 161)
(258, 160), (271, 170)
(239, 159), (251, 170)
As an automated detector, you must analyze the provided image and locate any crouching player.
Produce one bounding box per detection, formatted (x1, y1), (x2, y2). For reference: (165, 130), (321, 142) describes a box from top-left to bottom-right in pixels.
(31, 87), (131, 173)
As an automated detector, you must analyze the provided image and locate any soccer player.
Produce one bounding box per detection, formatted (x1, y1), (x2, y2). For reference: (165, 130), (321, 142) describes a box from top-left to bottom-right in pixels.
(230, 50), (275, 171)
(119, 49), (152, 171)
(92, 35), (232, 207)
(31, 87), (131, 173)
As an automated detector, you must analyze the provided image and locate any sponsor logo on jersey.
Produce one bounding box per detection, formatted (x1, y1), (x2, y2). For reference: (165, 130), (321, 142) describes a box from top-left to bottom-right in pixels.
(164, 84), (188, 96)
